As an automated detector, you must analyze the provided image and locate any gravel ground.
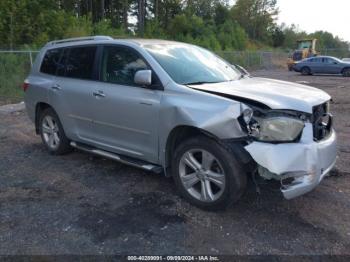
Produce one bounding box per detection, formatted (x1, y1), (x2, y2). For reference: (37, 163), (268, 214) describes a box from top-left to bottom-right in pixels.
(0, 69), (350, 256)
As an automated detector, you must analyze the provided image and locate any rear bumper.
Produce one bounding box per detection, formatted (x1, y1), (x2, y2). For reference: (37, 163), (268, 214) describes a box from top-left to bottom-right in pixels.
(245, 123), (337, 199)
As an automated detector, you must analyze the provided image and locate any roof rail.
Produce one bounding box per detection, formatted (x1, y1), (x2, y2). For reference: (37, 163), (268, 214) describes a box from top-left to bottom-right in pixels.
(46, 35), (113, 46)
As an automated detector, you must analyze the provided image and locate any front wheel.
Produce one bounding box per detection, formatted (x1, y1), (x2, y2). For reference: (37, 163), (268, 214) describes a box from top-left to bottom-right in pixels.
(342, 68), (350, 77)
(172, 136), (247, 210)
(301, 67), (311, 75)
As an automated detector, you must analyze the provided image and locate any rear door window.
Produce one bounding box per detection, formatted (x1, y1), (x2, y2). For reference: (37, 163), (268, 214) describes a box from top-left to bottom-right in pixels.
(64, 46), (97, 80)
(56, 49), (69, 77)
(40, 48), (63, 75)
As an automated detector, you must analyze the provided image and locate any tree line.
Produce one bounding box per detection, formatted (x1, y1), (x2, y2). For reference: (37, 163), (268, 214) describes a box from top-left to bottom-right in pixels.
(0, 0), (348, 52)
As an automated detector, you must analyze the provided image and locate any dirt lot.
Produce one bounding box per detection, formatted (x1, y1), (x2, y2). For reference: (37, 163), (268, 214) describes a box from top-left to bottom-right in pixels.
(0, 69), (350, 256)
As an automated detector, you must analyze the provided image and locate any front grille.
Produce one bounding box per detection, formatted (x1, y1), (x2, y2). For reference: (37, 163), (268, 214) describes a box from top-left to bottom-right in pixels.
(312, 102), (332, 141)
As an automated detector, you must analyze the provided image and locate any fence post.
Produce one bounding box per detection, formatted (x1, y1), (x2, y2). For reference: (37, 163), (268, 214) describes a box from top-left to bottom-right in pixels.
(259, 52), (262, 68)
(29, 51), (33, 67)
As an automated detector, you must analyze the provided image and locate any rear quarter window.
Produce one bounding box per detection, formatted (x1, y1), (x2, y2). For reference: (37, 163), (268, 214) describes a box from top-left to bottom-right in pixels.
(40, 48), (63, 75)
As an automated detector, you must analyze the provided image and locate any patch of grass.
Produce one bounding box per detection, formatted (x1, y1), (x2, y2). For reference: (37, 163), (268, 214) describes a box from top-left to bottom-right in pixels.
(0, 53), (33, 103)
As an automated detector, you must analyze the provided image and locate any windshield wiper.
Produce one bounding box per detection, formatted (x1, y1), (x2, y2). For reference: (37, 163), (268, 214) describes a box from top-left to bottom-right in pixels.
(183, 81), (220, 85)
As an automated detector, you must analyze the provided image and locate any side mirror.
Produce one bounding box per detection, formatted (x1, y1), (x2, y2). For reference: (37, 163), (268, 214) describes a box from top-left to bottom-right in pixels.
(333, 62), (338, 64)
(134, 70), (152, 86)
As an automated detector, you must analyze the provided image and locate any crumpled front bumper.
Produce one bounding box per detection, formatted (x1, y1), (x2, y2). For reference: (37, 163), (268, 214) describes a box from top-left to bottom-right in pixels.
(245, 123), (337, 199)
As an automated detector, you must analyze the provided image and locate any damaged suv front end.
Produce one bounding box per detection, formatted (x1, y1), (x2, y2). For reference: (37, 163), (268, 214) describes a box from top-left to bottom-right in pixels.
(190, 76), (337, 199)
(244, 102), (336, 199)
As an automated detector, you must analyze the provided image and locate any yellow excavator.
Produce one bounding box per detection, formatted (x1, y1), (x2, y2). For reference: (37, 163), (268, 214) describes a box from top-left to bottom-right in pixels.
(287, 39), (318, 71)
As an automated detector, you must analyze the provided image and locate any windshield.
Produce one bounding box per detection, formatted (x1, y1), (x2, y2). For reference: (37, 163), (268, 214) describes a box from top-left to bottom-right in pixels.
(330, 57), (342, 62)
(144, 44), (241, 85)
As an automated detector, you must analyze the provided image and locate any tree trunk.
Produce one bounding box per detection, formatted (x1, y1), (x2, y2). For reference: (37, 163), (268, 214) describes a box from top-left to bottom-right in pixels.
(138, 0), (145, 36)
(154, 0), (159, 22)
(101, 0), (105, 20)
(123, 0), (128, 31)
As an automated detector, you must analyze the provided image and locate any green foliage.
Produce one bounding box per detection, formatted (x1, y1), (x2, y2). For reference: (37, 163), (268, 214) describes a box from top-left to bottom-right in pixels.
(271, 26), (285, 48)
(0, 0), (348, 52)
(93, 19), (130, 38)
(0, 53), (32, 100)
(214, 3), (231, 26)
(63, 15), (93, 38)
(217, 21), (248, 50)
(278, 24), (349, 55)
(231, 0), (278, 43)
(310, 31), (349, 50)
(144, 21), (167, 39)
(1, 0), (349, 104)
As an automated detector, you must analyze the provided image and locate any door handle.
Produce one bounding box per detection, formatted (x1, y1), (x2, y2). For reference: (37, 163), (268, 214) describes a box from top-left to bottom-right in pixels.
(51, 84), (61, 91)
(93, 90), (106, 98)
(139, 101), (153, 106)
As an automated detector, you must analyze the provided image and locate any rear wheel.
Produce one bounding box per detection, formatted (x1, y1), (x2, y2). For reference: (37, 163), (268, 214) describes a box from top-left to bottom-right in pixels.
(172, 136), (247, 210)
(342, 68), (350, 77)
(39, 108), (72, 155)
(301, 67), (311, 75)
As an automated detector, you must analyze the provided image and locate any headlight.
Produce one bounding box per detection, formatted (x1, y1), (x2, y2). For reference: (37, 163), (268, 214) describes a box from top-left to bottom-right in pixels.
(251, 117), (304, 142)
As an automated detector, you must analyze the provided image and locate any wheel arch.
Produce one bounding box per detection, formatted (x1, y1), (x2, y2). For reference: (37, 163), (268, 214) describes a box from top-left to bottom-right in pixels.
(301, 66), (311, 73)
(164, 125), (217, 176)
(164, 125), (252, 176)
(35, 102), (55, 134)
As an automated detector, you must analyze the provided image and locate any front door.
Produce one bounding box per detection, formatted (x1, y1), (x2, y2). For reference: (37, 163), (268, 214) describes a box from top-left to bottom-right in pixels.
(323, 57), (343, 74)
(89, 45), (162, 163)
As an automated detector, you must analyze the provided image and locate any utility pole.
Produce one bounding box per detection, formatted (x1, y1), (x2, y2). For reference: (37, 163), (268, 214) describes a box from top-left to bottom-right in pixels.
(138, 0), (145, 37)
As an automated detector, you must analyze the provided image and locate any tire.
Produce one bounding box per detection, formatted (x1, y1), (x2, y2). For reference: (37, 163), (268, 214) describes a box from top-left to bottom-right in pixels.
(342, 68), (350, 77)
(39, 107), (72, 155)
(301, 67), (311, 75)
(172, 136), (247, 210)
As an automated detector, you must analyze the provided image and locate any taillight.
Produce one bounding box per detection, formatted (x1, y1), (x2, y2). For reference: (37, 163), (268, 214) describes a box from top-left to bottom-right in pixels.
(22, 81), (29, 92)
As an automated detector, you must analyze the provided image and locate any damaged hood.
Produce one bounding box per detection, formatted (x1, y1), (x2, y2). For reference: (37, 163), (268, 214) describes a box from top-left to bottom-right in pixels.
(190, 77), (331, 113)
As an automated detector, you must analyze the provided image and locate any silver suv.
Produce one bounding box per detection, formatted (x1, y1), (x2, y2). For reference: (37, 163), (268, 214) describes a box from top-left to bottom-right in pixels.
(24, 36), (337, 210)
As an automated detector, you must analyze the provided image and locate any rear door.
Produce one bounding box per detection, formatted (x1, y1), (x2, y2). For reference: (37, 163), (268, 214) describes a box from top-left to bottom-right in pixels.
(49, 45), (98, 142)
(88, 45), (162, 163)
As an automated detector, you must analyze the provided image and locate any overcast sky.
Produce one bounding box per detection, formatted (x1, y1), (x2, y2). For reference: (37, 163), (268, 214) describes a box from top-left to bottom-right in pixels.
(277, 0), (350, 42)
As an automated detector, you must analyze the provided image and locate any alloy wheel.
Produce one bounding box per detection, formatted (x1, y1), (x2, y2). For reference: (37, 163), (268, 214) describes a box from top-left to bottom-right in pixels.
(179, 149), (226, 202)
(42, 115), (60, 150)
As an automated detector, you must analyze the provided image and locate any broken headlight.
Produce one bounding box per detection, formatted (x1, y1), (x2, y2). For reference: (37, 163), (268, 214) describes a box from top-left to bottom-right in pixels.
(249, 117), (304, 142)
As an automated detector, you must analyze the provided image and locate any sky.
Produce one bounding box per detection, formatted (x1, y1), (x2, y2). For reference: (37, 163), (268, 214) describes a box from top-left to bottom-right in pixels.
(276, 0), (350, 42)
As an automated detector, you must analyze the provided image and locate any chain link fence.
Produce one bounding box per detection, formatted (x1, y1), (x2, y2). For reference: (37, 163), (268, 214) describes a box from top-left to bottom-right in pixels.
(0, 48), (349, 105)
(218, 51), (289, 70)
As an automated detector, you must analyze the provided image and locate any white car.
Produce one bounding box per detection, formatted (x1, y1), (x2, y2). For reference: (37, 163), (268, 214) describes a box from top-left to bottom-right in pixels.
(342, 58), (350, 62)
